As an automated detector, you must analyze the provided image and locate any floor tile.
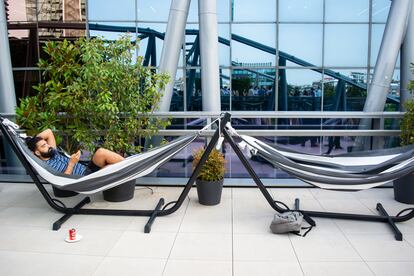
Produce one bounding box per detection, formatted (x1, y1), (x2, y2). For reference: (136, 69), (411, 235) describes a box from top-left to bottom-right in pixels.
(290, 228), (361, 262)
(347, 234), (414, 261)
(233, 261), (303, 276)
(169, 233), (232, 261)
(108, 231), (176, 258)
(0, 226), (122, 256)
(0, 250), (103, 276)
(163, 260), (232, 276)
(93, 256), (166, 276)
(366, 261), (414, 276)
(300, 262), (374, 276)
(233, 233), (297, 262)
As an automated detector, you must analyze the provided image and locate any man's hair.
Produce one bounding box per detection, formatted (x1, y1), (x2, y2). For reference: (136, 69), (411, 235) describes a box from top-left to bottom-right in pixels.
(25, 136), (43, 152)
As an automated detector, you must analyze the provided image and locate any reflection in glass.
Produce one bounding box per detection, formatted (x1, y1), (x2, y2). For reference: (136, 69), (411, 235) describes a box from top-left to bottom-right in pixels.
(232, 0), (276, 22)
(6, 0), (37, 22)
(185, 24), (200, 67)
(137, 0), (170, 21)
(325, 0), (369, 22)
(324, 24), (368, 67)
(372, 0), (391, 22)
(88, 0), (135, 21)
(137, 23), (167, 66)
(368, 69), (400, 112)
(220, 69), (231, 110)
(279, 24), (322, 67)
(8, 27), (37, 67)
(279, 0), (323, 22)
(38, 0), (86, 22)
(232, 23), (276, 65)
(218, 24), (230, 66)
(89, 22), (136, 41)
(231, 69), (275, 111)
(217, 0), (230, 22)
(284, 69), (322, 111)
(13, 70), (41, 100)
(323, 70), (368, 112)
(170, 69), (184, 111)
(370, 24), (400, 68)
(185, 68), (202, 111)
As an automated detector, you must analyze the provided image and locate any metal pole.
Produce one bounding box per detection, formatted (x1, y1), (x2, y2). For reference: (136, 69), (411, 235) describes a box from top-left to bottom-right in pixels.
(401, 0), (414, 111)
(198, 0), (221, 112)
(364, 0), (412, 113)
(157, 0), (191, 112)
(0, 0), (20, 171)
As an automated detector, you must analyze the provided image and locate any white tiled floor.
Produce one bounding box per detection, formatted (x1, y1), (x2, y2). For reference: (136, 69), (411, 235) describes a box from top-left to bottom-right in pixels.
(1, 182), (414, 276)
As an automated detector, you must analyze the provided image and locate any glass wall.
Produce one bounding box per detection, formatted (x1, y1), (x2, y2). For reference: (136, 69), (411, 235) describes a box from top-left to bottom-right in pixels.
(3, 0), (402, 181)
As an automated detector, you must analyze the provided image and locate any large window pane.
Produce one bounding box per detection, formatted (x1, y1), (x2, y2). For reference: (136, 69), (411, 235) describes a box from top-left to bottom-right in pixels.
(137, 23), (168, 66)
(13, 70), (41, 100)
(186, 23), (200, 67)
(372, 0), (391, 23)
(220, 68), (231, 110)
(232, 24), (276, 65)
(368, 69), (400, 112)
(279, 24), (322, 67)
(279, 0), (323, 22)
(324, 24), (368, 67)
(8, 27), (37, 67)
(284, 69), (322, 111)
(37, 0), (86, 22)
(7, 0), (37, 22)
(323, 69), (368, 112)
(217, 0), (230, 22)
(137, 0), (170, 21)
(89, 22), (136, 41)
(371, 24), (400, 68)
(232, 0), (276, 22)
(231, 68), (275, 111)
(88, 0), (135, 21)
(170, 69), (184, 111)
(218, 23), (230, 66)
(325, 0), (369, 22)
(186, 68), (202, 111)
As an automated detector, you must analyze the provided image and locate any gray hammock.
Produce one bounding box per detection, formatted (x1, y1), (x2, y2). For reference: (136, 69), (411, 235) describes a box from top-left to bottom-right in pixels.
(226, 123), (414, 191)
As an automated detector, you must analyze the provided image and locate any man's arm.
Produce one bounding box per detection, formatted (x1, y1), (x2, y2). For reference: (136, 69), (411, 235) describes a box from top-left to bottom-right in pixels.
(36, 129), (57, 148)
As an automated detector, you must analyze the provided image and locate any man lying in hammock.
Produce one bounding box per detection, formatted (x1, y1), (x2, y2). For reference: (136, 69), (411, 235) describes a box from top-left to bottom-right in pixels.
(25, 129), (124, 176)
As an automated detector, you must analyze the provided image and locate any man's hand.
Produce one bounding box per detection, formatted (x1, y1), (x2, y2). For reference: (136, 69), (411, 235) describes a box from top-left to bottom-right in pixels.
(70, 150), (81, 164)
(64, 150), (81, 175)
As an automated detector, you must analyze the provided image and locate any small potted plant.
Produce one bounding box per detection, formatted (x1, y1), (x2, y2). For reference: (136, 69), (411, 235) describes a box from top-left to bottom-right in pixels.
(192, 147), (226, 205)
(394, 63), (414, 203)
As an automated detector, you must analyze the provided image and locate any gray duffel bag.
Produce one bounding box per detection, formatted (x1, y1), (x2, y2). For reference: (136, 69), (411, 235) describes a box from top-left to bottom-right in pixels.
(270, 211), (313, 236)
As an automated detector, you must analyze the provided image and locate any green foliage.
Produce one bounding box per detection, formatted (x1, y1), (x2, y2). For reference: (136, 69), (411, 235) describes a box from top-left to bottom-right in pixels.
(400, 63), (414, 145)
(16, 35), (170, 154)
(192, 147), (226, 182)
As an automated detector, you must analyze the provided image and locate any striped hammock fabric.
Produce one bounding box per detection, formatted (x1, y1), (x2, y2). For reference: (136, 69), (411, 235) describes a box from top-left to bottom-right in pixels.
(236, 134), (414, 191)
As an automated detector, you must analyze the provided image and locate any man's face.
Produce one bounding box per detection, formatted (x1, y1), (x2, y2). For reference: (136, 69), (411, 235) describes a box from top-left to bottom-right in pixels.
(34, 139), (55, 159)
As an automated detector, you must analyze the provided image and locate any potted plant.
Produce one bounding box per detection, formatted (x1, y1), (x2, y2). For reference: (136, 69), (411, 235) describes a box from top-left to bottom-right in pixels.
(394, 63), (414, 203)
(192, 147), (226, 205)
(16, 35), (170, 201)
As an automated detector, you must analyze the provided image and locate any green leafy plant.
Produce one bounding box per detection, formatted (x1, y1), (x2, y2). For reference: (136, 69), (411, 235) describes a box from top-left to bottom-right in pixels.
(192, 147), (226, 182)
(400, 63), (414, 145)
(16, 35), (170, 154)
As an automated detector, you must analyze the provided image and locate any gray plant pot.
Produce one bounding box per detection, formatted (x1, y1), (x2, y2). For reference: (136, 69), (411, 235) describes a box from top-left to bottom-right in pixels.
(103, 180), (135, 202)
(394, 174), (414, 204)
(196, 178), (224, 206)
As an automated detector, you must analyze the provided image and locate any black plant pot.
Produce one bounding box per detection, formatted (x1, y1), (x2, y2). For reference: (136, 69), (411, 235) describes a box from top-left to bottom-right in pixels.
(103, 180), (135, 202)
(394, 174), (414, 204)
(52, 186), (79, 197)
(196, 178), (224, 206)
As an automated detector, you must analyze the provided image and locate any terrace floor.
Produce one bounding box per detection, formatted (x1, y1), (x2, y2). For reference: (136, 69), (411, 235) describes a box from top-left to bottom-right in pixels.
(1, 182), (414, 276)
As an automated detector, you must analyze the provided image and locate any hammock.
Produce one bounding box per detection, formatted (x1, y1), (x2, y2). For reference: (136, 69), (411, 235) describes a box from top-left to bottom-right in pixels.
(1, 118), (199, 194)
(226, 123), (414, 191)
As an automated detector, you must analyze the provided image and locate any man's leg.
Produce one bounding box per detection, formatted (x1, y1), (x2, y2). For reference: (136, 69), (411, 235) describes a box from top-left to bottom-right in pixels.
(92, 148), (125, 168)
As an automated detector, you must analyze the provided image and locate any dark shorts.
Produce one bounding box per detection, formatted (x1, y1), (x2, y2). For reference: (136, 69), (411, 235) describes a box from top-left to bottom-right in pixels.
(84, 161), (101, 175)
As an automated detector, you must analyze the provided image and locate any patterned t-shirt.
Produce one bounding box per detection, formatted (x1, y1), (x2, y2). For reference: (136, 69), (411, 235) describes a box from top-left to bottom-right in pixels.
(46, 151), (86, 176)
